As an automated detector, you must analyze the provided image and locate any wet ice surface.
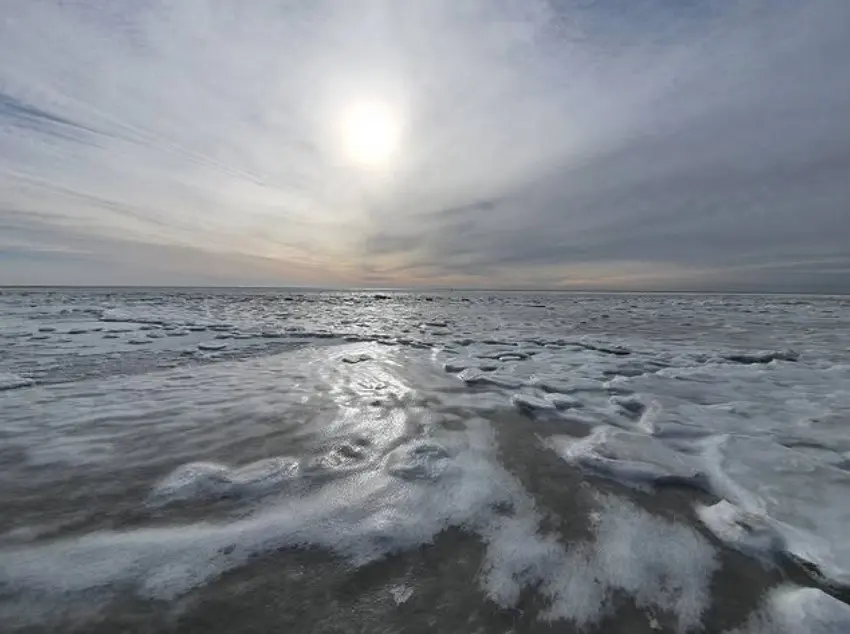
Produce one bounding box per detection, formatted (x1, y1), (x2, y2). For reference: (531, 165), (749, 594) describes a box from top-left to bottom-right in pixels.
(1, 288), (850, 633)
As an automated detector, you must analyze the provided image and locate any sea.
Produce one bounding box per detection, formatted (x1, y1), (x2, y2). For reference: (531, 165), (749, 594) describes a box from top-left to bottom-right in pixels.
(1, 288), (849, 633)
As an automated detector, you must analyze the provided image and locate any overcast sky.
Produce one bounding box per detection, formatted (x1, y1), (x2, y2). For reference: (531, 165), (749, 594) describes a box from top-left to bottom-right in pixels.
(1, 0), (849, 291)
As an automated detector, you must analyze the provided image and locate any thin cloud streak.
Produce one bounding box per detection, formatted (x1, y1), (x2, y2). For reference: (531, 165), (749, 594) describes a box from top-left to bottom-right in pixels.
(1, 0), (848, 290)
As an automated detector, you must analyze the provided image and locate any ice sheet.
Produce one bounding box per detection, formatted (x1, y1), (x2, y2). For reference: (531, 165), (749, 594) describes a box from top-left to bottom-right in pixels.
(3, 290), (850, 629)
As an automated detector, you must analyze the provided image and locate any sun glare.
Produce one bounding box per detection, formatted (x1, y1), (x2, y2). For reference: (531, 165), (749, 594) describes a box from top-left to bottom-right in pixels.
(339, 99), (401, 169)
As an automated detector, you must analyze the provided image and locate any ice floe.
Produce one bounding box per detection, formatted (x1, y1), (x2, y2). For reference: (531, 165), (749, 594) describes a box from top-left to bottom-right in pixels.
(149, 457), (301, 506)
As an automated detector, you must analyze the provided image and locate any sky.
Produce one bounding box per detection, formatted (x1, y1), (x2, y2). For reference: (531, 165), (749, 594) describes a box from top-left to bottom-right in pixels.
(1, 0), (849, 291)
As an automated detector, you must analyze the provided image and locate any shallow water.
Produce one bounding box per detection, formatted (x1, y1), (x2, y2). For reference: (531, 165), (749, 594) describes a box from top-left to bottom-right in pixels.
(1, 289), (850, 632)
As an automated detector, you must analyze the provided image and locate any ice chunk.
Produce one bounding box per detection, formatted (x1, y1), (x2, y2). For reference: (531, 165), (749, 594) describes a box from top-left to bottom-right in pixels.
(0, 372), (33, 391)
(533, 376), (619, 395)
(149, 457), (300, 506)
(511, 393), (557, 413)
(702, 434), (850, 587)
(767, 587), (850, 634)
(696, 500), (786, 562)
(100, 308), (134, 322)
(723, 350), (799, 364)
(149, 462), (230, 504)
(385, 441), (450, 481)
(576, 339), (631, 356)
(477, 350), (531, 362)
(544, 393), (582, 409)
(230, 457), (299, 486)
(611, 395), (646, 418)
(442, 361), (469, 373)
(547, 427), (710, 492)
(457, 368), (522, 389)
(197, 341), (228, 351)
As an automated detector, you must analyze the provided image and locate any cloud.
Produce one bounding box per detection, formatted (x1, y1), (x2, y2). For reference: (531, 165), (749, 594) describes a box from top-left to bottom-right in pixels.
(1, 0), (848, 290)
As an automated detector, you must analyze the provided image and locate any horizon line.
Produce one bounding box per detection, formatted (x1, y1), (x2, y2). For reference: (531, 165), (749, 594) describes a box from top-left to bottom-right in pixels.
(0, 284), (847, 297)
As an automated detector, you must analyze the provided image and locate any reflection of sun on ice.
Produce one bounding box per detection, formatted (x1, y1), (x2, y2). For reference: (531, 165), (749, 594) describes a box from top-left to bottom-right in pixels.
(339, 99), (401, 169)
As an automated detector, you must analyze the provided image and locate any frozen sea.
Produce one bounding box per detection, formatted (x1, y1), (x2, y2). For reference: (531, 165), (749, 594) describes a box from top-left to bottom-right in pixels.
(1, 288), (849, 633)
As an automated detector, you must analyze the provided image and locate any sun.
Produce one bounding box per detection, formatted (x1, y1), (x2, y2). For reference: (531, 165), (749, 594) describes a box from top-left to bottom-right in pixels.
(338, 99), (401, 169)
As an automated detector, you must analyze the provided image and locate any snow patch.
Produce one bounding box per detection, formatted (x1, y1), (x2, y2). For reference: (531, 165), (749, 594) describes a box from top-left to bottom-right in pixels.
(479, 496), (717, 632)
